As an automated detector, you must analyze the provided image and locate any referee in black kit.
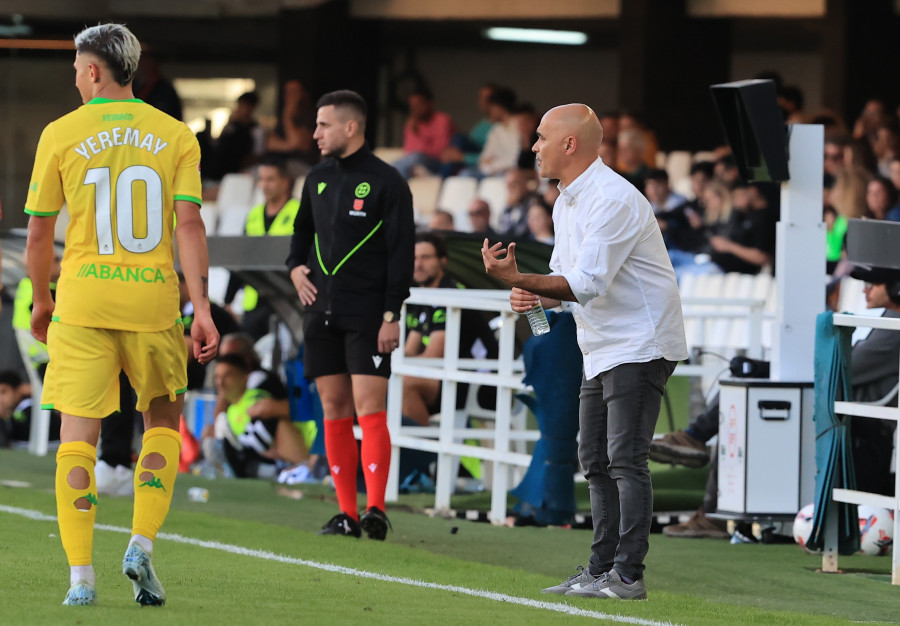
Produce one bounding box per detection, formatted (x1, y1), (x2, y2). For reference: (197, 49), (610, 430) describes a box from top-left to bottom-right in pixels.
(287, 90), (414, 540)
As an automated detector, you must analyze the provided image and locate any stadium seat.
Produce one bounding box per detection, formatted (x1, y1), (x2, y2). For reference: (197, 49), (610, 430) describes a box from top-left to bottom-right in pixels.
(200, 206), (218, 236)
(373, 146), (405, 165)
(216, 173), (256, 212)
(251, 185), (264, 208)
(207, 267), (230, 306)
(54, 204), (69, 242)
(666, 151), (692, 182)
(476, 176), (507, 230)
(438, 176), (478, 230)
(217, 207), (251, 236)
(407, 175), (443, 218)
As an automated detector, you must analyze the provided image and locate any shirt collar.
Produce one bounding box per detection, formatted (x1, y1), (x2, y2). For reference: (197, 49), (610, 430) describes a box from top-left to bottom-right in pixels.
(558, 157), (604, 203)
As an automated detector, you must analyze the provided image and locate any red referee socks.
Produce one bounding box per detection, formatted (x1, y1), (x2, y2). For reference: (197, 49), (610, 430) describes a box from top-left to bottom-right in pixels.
(324, 416), (359, 520)
(358, 410), (391, 512)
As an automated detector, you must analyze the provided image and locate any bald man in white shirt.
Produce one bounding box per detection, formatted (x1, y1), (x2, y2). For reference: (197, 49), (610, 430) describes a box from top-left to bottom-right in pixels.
(483, 104), (688, 601)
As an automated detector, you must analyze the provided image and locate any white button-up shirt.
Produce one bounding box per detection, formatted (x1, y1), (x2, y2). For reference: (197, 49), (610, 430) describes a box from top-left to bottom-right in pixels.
(550, 157), (688, 379)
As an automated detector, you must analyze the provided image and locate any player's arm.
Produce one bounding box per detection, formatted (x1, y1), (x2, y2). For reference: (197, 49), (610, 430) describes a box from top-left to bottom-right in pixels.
(404, 329), (424, 356)
(175, 199), (219, 364)
(25, 214), (58, 343)
(417, 330), (446, 359)
(287, 178), (317, 305)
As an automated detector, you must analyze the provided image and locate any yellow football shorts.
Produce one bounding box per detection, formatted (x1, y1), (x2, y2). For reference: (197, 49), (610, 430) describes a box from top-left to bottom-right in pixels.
(42, 321), (188, 418)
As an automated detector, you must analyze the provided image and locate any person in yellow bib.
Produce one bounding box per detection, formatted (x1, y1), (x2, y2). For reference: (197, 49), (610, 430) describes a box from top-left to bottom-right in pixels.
(24, 24), (219, 607)
(224, 154), (299, 340)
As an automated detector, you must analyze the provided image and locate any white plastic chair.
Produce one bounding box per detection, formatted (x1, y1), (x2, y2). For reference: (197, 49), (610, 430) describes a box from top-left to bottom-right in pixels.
(216, 173), (256, 212)
(437, 176), (478, 215)
(373, 147), (406, 165)
(216, 207), (251, 236)
(407, 175), (443, 218)
(292, 176), (306, 198)
(476, 176), (508, 230)
(666, 151), (692, 183)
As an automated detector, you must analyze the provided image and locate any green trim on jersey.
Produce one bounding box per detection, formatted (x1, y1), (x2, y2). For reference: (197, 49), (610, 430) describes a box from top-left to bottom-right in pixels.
(314, 220), (384, 276)
(41, 403), (54, 410)
(24, 207), (60, 217)
(175, 194), (202, 205)
(175, 386), (188, 395)
(51, 315), (60, 322)
(86, 97), (143, 105)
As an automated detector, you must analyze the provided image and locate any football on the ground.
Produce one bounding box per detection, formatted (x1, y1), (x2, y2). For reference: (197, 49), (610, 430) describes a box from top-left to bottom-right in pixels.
(792, 502), (815, 549)
(858, 505), (894, 556)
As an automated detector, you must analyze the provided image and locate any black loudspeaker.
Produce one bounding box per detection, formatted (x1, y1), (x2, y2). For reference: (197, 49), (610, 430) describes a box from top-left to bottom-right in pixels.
(710, 79), (789, 183)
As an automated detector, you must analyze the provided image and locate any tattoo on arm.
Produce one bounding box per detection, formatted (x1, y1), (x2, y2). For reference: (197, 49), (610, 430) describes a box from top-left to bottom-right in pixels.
(201, 276), (208, 299)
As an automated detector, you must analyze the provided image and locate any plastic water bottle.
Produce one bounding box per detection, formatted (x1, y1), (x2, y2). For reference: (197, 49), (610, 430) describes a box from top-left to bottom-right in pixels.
(187, 487), (209, 503)
(524, 303), (551, 336)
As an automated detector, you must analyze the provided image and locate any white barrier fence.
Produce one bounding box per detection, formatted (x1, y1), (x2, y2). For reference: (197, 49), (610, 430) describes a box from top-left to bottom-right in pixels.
(382, 287), (771, 525)
(826, 313), (900, 585)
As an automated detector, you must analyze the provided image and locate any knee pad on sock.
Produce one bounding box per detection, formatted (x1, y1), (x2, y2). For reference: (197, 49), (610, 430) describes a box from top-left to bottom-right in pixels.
(132, 427), (181, 541)
(56, 441), (98, 566)
(324, 416), (359, 519)
(358, 411), (391, 511)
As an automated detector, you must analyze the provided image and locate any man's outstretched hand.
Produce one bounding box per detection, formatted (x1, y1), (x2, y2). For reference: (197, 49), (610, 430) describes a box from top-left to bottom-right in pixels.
(481, 238), (520, 286)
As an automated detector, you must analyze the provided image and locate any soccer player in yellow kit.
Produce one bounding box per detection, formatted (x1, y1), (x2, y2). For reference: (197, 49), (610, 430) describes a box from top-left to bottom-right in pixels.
(24, 24), (219, 606)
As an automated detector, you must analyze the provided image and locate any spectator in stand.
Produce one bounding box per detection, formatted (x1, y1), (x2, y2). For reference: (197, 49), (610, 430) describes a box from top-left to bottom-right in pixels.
(708, 183), (776, 275)
(713, 154), (740, 189)
(440, 83), (497, 176)
(888, 156), (900, 193)
(687, 161), (715, 214)
(133, 53), (182, 120)
(393, 88), (456, 179)
(618, 112), (658, 169)
(402, 232), (497, 426)
(778, 85), (806, 122)
(833, 139), (876, 220)
(266, 79), (318, 174)
(599, 140), (617, 172)
(824, 136), (848, 180)
(865, 176), (900, 221)
(644, 168), (687, 215)
(467, 198), (497, 237)
(599, 111), (620, 147)
(498, 167), (538, 239)
(514, 102), (540, 169)
(526, 197), (554, 245)
(617, 128), (649, 192)
(428, 209), (455, 232)
(475, 87), (521, 178)
(853, 99), (888, 144)
(205, 91), (263, 182)
(873, 122), (900, 177)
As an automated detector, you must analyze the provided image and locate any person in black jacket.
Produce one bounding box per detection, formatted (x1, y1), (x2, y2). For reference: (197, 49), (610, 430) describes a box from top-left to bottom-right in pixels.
(286, 90), (414, 540)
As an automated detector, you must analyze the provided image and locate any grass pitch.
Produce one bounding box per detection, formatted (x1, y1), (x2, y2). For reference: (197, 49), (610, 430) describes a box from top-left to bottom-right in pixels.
(1, 449), (897, 625)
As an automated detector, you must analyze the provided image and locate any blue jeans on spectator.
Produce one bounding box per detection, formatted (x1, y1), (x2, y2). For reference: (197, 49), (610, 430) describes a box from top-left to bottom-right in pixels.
(578, 358), (677, 581)
(670, 249), (723, 283)
(392, 152), (441, 179)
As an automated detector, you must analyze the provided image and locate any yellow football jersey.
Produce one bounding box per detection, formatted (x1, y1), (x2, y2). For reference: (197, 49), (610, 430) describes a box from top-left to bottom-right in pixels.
(25, 98), (202, 332)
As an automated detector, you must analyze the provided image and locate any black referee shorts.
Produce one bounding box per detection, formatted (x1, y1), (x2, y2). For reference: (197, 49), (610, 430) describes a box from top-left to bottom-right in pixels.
(303, 312), (391, 379)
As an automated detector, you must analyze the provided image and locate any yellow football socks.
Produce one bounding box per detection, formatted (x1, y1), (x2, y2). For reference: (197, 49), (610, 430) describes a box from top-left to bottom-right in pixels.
(132, 427), (182, 542)
(55, 441), (98, 567)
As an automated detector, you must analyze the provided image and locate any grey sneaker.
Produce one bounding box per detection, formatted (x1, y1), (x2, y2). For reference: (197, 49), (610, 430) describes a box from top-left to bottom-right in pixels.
(122, 543), (166, 606)
(540, 565), (598, 595)
(565, 569), (647, 600)
(62, 580), (96, 606)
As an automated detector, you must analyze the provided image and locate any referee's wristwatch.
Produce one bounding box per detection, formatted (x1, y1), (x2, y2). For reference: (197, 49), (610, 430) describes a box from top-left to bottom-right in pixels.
(383, 311), (399, 323)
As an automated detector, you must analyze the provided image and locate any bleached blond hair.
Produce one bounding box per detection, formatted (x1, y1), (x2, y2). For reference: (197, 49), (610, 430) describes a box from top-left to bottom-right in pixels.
(74, 23), (141, 87)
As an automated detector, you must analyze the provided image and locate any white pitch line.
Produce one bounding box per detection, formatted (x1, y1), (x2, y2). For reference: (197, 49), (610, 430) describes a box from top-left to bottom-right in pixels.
(1, 504), (678, 626)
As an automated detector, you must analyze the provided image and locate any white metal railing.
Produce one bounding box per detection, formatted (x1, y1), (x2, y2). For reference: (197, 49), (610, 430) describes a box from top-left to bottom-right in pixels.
(381, 288), (771, 525)
(383, 288), (528, 525)
(827, 312), (900, 585)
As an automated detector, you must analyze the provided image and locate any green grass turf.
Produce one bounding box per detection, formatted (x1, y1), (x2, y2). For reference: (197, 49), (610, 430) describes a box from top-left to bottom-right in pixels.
(1, 449), (898, 625)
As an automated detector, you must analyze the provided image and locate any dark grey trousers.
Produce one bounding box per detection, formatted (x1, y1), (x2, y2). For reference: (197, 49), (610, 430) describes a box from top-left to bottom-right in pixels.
(578, 358), (677, 581)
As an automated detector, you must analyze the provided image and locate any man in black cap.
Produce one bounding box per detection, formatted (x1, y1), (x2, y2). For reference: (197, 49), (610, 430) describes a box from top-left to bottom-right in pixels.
(846, 265), (900, 496)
